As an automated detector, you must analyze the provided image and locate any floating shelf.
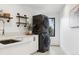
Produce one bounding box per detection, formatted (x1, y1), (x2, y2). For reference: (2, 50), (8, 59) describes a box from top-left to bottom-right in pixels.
(0, 16), (13, 22)
(16, 22), (27, 24)
(0, 16), (13, 19)
(16, 22), (27, 27)
(16, 13), (28, 27)
(16, 16), (28, 19)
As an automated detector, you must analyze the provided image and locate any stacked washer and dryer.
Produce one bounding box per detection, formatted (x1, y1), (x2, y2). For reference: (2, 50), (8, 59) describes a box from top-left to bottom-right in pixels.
(32, 14), (50, 52)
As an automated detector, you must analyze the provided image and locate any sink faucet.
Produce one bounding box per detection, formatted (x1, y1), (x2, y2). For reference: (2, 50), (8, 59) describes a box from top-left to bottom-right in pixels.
(0, 19), (5, 35)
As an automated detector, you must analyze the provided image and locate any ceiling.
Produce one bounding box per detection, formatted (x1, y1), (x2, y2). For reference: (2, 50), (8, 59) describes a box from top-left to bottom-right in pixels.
(21, 4), (65, 14)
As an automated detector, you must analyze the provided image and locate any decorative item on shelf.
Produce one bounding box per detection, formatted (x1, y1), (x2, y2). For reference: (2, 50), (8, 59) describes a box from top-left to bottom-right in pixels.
(0, 12), (13, 22)
(16, 13), (29, 27)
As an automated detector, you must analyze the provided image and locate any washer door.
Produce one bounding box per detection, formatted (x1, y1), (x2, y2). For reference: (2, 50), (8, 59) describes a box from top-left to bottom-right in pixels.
(44, 34), (50, 49)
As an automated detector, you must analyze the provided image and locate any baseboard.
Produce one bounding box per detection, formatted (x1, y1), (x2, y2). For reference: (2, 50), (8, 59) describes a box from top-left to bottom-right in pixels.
(30, 51), (38, 55)
(50, 45), (60, 47)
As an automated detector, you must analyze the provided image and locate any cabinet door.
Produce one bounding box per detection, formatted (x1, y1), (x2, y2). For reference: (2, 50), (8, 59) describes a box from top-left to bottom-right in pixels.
(25, 36), (38, 54)
(30, 36), (38, 53)
(0, 42), (32, 55)
(23, 36), (38, 54)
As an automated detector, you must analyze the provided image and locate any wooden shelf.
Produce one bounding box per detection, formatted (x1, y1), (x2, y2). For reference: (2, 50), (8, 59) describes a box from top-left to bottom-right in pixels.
(16, 13), (28, 27)
(16, 22), (27, 27)
(0, 16), (13, 19)
(16, 22), (27, 24)
(0, 16), (13, 22)
(16, 16), (28, 19)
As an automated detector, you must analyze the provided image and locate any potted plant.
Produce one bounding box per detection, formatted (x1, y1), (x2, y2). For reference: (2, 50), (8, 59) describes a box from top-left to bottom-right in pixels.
(27, 23), (32, 35)
(49, 27), (53, 36)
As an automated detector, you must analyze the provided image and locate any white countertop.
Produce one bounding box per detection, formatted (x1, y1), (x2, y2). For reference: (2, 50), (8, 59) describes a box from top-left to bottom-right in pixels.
(0, 33), (38, 49)
(0, 33), (37, 40)
(0, 39), (31, 49)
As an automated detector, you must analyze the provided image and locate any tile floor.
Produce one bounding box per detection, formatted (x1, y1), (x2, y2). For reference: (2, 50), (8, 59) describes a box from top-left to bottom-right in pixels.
(33, 46), (66, 55)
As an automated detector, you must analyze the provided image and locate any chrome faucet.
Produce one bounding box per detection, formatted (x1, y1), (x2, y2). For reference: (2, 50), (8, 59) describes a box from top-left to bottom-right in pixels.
(0, 19), (5, 35)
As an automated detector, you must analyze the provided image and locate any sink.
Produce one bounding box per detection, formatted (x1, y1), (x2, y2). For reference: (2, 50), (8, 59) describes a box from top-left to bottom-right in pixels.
(0, 39), (20, 45)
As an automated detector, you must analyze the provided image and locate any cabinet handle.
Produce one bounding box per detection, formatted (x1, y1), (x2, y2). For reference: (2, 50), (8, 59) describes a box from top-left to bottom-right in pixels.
(33, 37), (35, 41)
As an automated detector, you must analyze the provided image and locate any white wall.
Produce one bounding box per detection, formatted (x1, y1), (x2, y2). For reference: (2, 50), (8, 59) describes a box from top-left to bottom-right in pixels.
(60, 4), (79, 54)
(0, 4), (61, 45)
(0, 4), (33, 35)
(33, 10), (61, 45)
(50, 14), (60, 45)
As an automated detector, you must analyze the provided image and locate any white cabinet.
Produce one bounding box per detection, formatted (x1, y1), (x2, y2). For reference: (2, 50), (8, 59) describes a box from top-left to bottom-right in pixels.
(21, 35), (38, 54)
(28, 36), (38, 54)
(0, 35), (38, 55)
